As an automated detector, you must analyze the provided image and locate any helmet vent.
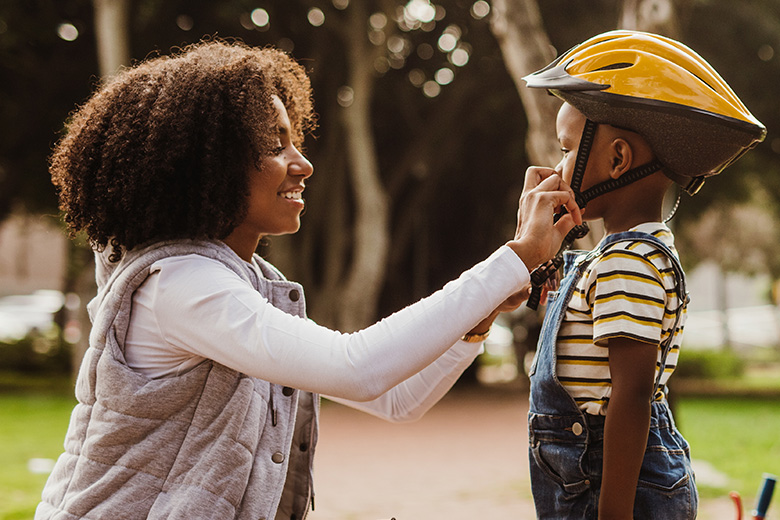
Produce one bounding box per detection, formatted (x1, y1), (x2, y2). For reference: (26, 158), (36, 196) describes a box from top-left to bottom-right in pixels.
(690, 72), (717, 93)
(592, 62), (633, 72)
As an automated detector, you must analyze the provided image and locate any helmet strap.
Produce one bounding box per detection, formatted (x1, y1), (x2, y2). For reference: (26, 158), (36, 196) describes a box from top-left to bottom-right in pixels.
(578, 158), (664, 206)
(527, 120), (663, 310)
(570, 118), (598, 206)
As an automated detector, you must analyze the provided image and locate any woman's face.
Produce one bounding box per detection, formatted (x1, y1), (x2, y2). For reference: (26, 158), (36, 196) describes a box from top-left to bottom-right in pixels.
(239, 96), (314, 238)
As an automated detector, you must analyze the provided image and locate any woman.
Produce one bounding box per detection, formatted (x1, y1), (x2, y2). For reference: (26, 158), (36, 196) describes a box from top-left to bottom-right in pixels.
(38, 40), (580, 519)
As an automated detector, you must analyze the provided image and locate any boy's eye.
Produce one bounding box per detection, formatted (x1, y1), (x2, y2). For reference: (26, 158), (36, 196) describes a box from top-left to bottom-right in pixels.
(270, 145), (285, 155)
(561, 148), (570, 156)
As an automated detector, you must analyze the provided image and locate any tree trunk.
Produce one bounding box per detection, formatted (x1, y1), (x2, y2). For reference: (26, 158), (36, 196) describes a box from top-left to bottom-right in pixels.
(619, 0), (683, 37)
(716, 264), (732, 350)
(336, 3), (391, 332)
(64, 0), (132, 380)
(489, 0), (561, 168)
(94, 0), (131, 77)
(490, 0), (603, 247)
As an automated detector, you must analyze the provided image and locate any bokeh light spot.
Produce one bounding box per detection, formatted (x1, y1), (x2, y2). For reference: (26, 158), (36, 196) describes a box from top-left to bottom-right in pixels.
(176, 15), (194, 31)
(450, 47), (470, 67)
(338, 86), (355, 108)
(438, 33), (457, 52)
(308, 8), (325, 27)
(758, 44), (774, 62)
(434, 67), (454, 85)
(471, 0), (490, 19)
(417, 43), (434, 60)
(405, 0), (436, 23)
(422, 80), (441, 98)
(369, 12), (387, 30)
(277, 37), (294, 53)
(57, 23), (79, 42)
(408, 68), (426, 87)
(251, 8), (269, 28)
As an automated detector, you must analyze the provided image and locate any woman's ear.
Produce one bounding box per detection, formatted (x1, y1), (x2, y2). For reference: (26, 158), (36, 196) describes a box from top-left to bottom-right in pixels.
(609, 138), (633, 179)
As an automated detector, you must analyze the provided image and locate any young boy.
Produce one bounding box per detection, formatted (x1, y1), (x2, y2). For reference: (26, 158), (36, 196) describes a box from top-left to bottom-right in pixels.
(522, 31), (765, 519)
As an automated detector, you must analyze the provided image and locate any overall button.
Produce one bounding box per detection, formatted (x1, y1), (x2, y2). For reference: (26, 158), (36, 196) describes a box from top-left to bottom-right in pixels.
(299, 443), (309, 452)
(282, 386), (294, 396)
(271, 452), (285, 464)
(572, 422), (583, 436)
(288, 289), (300, 302)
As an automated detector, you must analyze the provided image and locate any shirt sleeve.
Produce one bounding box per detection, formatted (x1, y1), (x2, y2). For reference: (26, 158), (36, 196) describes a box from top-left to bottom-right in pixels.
(145, 245), (529, 402)
(589, 248), (667, 346)
(325, 339), (483, 423)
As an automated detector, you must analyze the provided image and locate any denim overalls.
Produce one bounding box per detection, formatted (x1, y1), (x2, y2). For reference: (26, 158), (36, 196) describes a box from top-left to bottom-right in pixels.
(528, 231), (698, 519)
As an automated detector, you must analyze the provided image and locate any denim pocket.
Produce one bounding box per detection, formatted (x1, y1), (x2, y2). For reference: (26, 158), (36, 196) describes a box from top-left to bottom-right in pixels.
(638, 423), (692, 491)
(632, 424), (698, 519)
(530, 440), (590, 495)
(635, 470), (696, 520)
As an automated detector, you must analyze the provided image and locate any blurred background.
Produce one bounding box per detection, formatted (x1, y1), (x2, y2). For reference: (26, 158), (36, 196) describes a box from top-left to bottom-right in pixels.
(0, 0), (778, 518)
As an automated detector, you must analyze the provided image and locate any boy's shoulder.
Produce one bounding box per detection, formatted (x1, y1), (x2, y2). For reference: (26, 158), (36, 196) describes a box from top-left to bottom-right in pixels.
(587, 223), (680, 282)
(599, 223), (676, 257)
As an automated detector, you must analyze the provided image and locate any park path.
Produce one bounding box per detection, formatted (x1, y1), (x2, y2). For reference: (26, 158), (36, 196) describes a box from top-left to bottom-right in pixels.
(309, 384), (732, 520)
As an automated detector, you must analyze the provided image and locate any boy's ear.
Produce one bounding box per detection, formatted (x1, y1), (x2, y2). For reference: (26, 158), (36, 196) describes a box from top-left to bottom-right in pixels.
(609, 138), (633, 179)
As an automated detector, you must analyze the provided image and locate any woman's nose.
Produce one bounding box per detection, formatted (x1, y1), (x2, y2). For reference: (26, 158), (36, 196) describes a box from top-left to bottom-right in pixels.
(290, 148), (314, 178)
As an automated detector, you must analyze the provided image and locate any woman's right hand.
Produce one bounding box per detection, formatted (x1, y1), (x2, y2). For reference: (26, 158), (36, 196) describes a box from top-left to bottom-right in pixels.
(507, 167), (582, 270)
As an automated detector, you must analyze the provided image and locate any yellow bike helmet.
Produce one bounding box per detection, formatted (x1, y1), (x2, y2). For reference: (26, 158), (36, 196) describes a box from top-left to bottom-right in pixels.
(524, 30), (766, 194)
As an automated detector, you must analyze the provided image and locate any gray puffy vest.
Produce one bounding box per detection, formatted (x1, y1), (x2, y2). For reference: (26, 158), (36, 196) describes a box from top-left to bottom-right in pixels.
(36, 240), (319, 520)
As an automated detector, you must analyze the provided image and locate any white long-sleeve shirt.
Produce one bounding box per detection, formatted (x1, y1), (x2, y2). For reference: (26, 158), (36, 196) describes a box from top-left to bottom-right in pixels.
(125, 245), (529, 422)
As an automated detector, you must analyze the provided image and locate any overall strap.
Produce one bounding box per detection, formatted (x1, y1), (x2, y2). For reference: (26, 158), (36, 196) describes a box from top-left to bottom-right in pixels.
(597, 231), (689, 398)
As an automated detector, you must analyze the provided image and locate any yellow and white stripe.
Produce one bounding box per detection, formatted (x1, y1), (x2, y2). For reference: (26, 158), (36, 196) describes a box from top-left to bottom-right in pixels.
(554, 223), (687, 416)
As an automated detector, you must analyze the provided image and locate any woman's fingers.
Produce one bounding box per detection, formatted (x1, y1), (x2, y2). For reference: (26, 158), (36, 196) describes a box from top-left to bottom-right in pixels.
(522, 166), (558, 192)
(521, 167), (582, 225)
(509, 168), (583, 268)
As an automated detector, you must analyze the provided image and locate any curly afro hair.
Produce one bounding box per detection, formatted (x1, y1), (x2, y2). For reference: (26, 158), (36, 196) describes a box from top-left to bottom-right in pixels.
(51, 39), (316, 261)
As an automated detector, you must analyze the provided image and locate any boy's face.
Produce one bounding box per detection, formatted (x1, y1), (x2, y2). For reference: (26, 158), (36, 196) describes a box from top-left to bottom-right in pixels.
(554, 103), (614, 219)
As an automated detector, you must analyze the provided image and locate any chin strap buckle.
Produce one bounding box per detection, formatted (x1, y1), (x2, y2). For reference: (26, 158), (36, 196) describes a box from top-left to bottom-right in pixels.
(684, 176), (706, 195)
(526, 223), (590, 310)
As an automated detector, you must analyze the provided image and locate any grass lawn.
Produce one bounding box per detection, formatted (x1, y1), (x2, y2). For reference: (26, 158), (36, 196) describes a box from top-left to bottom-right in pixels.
(0, 392), (75, 520)
(677, 396), (780, 502)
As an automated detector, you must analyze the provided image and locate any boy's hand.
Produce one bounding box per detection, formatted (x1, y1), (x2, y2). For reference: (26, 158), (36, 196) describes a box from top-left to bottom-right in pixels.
(508, 167), (582, 270)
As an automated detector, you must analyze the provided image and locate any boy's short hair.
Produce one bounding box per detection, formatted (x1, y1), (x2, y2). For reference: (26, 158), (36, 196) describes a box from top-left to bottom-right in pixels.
(51, 39), (316, 260)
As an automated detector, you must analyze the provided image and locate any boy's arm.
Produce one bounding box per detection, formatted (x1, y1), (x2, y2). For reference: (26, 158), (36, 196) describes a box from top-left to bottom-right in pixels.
(599, 336), (658, 520)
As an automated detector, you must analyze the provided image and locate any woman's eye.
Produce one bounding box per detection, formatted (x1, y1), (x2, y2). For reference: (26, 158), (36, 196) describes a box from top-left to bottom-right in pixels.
(561, 148), (570, 156)
(271, 145), (285, 155)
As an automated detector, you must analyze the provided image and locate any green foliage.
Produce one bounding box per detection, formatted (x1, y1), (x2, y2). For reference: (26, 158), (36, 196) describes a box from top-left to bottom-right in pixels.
(0, 331), (71, 375)
(675, 349), (746, 380)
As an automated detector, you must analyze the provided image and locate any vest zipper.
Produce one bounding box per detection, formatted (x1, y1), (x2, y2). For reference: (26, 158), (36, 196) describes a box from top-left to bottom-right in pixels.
(269, 387), (277, 426)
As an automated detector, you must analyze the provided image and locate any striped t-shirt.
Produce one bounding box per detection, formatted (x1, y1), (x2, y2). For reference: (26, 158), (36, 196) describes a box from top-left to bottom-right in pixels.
(555, 223), (687, 416)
